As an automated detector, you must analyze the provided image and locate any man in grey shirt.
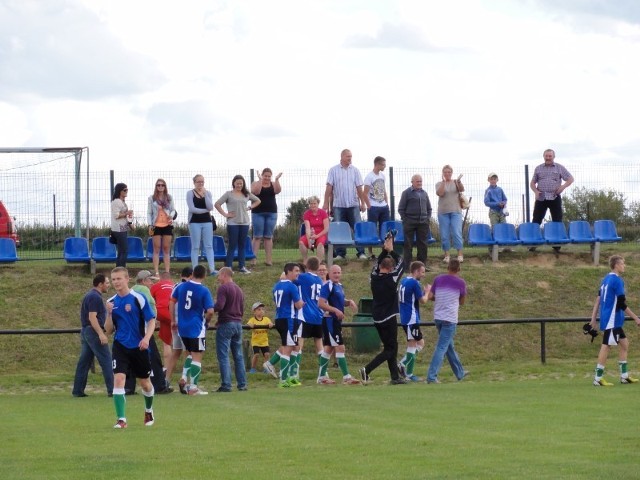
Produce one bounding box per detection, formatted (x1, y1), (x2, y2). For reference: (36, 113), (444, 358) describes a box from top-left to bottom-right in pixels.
(398, 174), (432, 266)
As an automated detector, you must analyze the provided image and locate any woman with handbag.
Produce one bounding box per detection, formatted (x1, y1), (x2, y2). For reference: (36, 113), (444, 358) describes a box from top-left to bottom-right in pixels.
(435, 165), (465, 263)
(110, 183), (133, 267)
(147, 178), (176, 276)
(186, 174), (217, 275)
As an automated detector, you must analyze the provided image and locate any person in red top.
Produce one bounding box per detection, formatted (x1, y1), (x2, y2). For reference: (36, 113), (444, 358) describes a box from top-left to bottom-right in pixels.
(150, 272), (175, 377)
(299, 195), (329, 262)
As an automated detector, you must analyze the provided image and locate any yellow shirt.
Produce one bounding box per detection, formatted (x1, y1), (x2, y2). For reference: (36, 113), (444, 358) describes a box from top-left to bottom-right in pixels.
(247, 316), (272, 347)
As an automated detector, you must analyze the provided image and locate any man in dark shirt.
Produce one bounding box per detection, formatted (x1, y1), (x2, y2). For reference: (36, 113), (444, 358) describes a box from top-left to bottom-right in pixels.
(398, 174), (432, 266)
(214, 267), (247, 392)
(359, 235), (406, 385)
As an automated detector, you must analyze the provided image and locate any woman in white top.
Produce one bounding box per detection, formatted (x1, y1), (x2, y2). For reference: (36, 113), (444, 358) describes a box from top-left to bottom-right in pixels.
(186, 174), (217, 274)
(215, 175), (261, 274)
(110, 183), (132, 267)
(435, 165), (465, 263)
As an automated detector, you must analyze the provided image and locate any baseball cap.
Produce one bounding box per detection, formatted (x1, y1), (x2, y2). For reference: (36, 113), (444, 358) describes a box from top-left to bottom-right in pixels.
(252, 302), (265, 311)
(487, 172), (498, 180)
(136, 270), (158, 282)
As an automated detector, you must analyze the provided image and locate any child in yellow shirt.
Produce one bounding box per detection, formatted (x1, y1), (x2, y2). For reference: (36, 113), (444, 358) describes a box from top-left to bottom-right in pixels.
(247, 302), (274, 373)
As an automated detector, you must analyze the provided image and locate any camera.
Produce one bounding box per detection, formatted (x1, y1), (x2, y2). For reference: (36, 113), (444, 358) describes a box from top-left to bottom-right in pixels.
(582, 323), (598, 343)
(385, 229), (398, 241)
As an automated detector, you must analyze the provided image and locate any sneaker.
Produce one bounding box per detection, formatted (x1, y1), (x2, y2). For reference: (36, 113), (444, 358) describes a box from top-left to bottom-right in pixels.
(209, 270), (219, 276)
(215, 387), (231, 393)
(552, 246), (561, 252)
(427, 378), (441, 384)
(316, 376), (336, 385)
(263, 361), (278, 379)
(334, 255), (345, 260)
(528, 247), (537, 252)
(593, 378), (614, 386)
(239, 267), (251, 274)
(178, 378), (187, 395)
(406, 374), (421, 382)
(144, 411), (154, 427)
(357, 253), (368, 260)
(390, 377), (407, 385)
(457, 255), (464, 263)
(278, 379), (292, 388)
(288, 378), (302, 387)
(397, 362), (406, 377)
(359, 367), (370, 384)
(187, 385), (209, 395)
(368, 254), (377, 260)
(620, 376), (639, 384)
(157, 386), (174, 394)
(249, 368), (257, 374)
(443, 256), (450, 263)
(113, 419), (128, 429)
(342, 376), (362, 385)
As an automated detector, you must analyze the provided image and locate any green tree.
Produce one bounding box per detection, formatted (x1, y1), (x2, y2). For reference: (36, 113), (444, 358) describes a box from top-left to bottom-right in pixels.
(563, 187), (626, 223)
(284, 197), (310, 226)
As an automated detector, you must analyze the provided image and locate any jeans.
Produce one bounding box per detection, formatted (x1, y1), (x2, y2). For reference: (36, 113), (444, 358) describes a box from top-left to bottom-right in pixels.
(226, 224), (250, 268)
(367, 206), (390, 236)
(72, 326), (114, 395)
(112, 231), (128, 267)
(438, 212), (463, 252)
(189, 222), (215, 271)
(216, 321), (247, 390)
(333, 206), (364, 257)
(427, 320), (465, 382)
(251, 212), (277, 239)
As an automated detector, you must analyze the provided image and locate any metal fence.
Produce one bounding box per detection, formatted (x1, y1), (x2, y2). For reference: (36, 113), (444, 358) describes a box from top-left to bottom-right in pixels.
(2, 151), (640, 259)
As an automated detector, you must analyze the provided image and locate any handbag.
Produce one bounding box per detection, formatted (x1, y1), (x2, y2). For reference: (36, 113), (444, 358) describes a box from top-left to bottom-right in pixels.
(455, 180), (471, 209)
(211, 215), (217, 232)
(108, 231), (117, 244)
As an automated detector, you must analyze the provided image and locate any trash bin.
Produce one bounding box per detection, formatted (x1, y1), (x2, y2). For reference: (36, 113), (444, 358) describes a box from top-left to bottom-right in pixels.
(351, 298), (380, 353)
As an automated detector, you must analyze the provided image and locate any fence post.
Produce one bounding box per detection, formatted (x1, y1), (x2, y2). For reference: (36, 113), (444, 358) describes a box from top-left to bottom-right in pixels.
(389, 166), (395, 221)
(540, 321), (546, 364)
(525, 164), (531, 223)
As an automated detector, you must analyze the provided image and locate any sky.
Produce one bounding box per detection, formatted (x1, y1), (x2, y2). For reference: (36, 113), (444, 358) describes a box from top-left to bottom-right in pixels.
(2, 0), (640, 172)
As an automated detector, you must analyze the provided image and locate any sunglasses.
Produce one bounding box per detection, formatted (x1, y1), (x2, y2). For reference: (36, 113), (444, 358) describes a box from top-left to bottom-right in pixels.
(156, 184), (166, 187)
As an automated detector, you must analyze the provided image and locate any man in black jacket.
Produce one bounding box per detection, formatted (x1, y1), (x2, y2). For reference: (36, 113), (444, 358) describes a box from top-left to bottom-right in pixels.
(359, 234), (406, 385)
(397, 174), (432, 266)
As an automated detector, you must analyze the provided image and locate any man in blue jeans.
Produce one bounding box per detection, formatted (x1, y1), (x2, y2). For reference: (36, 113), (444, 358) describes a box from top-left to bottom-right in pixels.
(426, 258), (467, 383)
(72, 274), (114, 397)
(323, 148), (369, 260)
(213, 267), (247, 392)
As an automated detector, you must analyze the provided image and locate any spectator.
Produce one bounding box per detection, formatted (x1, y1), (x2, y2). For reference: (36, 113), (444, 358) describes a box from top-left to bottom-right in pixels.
(363, 156), (390, 259)
(150, 272), (175, 386)
(251, 168), (282, 267)
(213, 267), (248, 392)
(72, 274), (114, 398)
(215, 175), (261, 274)
(317, 261), (329, 284)
(299, 196), (329, 262)
(426, 258), (467, 384)
(147, 178), (176, 276)
(530, 148), (574, 224)
(110, 183), (133, 267)
(398, 174), (432, 267)
(186, 174), (217, 274)
(323, 149), (368, 260)
(484, 173), (508, 226)
(590, 255), (640, 386)
(436, 165), (465, 263)
(247, 302), (274, 374)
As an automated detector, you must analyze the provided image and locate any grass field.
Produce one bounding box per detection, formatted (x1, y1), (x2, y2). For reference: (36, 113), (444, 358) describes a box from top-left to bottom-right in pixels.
(3, 244), (640, 479)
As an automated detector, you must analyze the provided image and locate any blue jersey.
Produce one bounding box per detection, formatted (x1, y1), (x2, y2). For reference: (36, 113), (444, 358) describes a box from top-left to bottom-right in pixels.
(296, 272), (323, 325)
(108, 290), (155, 349)
(172, 280), (214, 339)
(273, 280), (301, 320)
(319, 281), (345, 321)
(398, 277), (423, 326)
(598, 272), (626, 330)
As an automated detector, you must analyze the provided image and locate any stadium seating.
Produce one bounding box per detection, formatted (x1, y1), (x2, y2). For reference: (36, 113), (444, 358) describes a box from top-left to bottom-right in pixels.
(493, 223), (522, 247)
(213, 235), (227, 261)
(467, 224), (496, 247)
(593, 220), (622, 242)
(327, 221), (354, 266)
(126, 237), (146, 262)
(568, 221), (595, 244)
(173, 236), (191, 262)
(0, 238), (18, 263)
(542, 222), (571, 245)
(381, 220), (404, 242)
(354, 221), (382, 248)
(63, 237), (90, 263)
(146, 237), (165, 262)
(231, 236), (256, 261)
(91, 237), (117, 263)
(518, 222), (545, 246)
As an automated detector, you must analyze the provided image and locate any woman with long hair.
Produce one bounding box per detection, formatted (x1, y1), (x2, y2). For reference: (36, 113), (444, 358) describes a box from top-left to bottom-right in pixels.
(215, 175), (261, 274)
(186, 174), (217, 274)
(147, 178), (176, 275)
(111, 182), (132, 267)
(250, 168), (282, 267)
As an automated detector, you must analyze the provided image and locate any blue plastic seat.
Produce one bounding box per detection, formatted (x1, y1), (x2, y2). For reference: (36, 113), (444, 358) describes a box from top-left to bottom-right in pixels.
(0, 238), (18, 263)
(543, 222), (571, 245)
(518, 222), (545, 245)
(328, 221), (355, 247)
(232, 236), (256, 261)
(126, 236), (146, 262)
(213, 235), (227, 261)
(146, 237), (165, 261)
(381, 220), (404, 243)
(173, 236), (192, 261)
(568, 221), (595, 244)
(91, 237), (117, 263)
(467, 224), (496, 247)
(63, 237), (90, 263)
(493, 223), (522, 246)
(428, 231), (436, 245)
(593, 220), (622, 242)
(354, 221), (382, 247)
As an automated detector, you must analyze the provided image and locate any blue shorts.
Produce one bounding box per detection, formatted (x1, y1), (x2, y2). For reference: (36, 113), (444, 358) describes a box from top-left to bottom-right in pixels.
(367, 206), (390, 233)
(252, 212), (277, 239)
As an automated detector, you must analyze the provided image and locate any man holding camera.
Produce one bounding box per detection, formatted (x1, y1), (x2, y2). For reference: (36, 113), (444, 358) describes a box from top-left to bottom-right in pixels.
(359, 232), (406, 385)
(398, 174), (432, 267)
